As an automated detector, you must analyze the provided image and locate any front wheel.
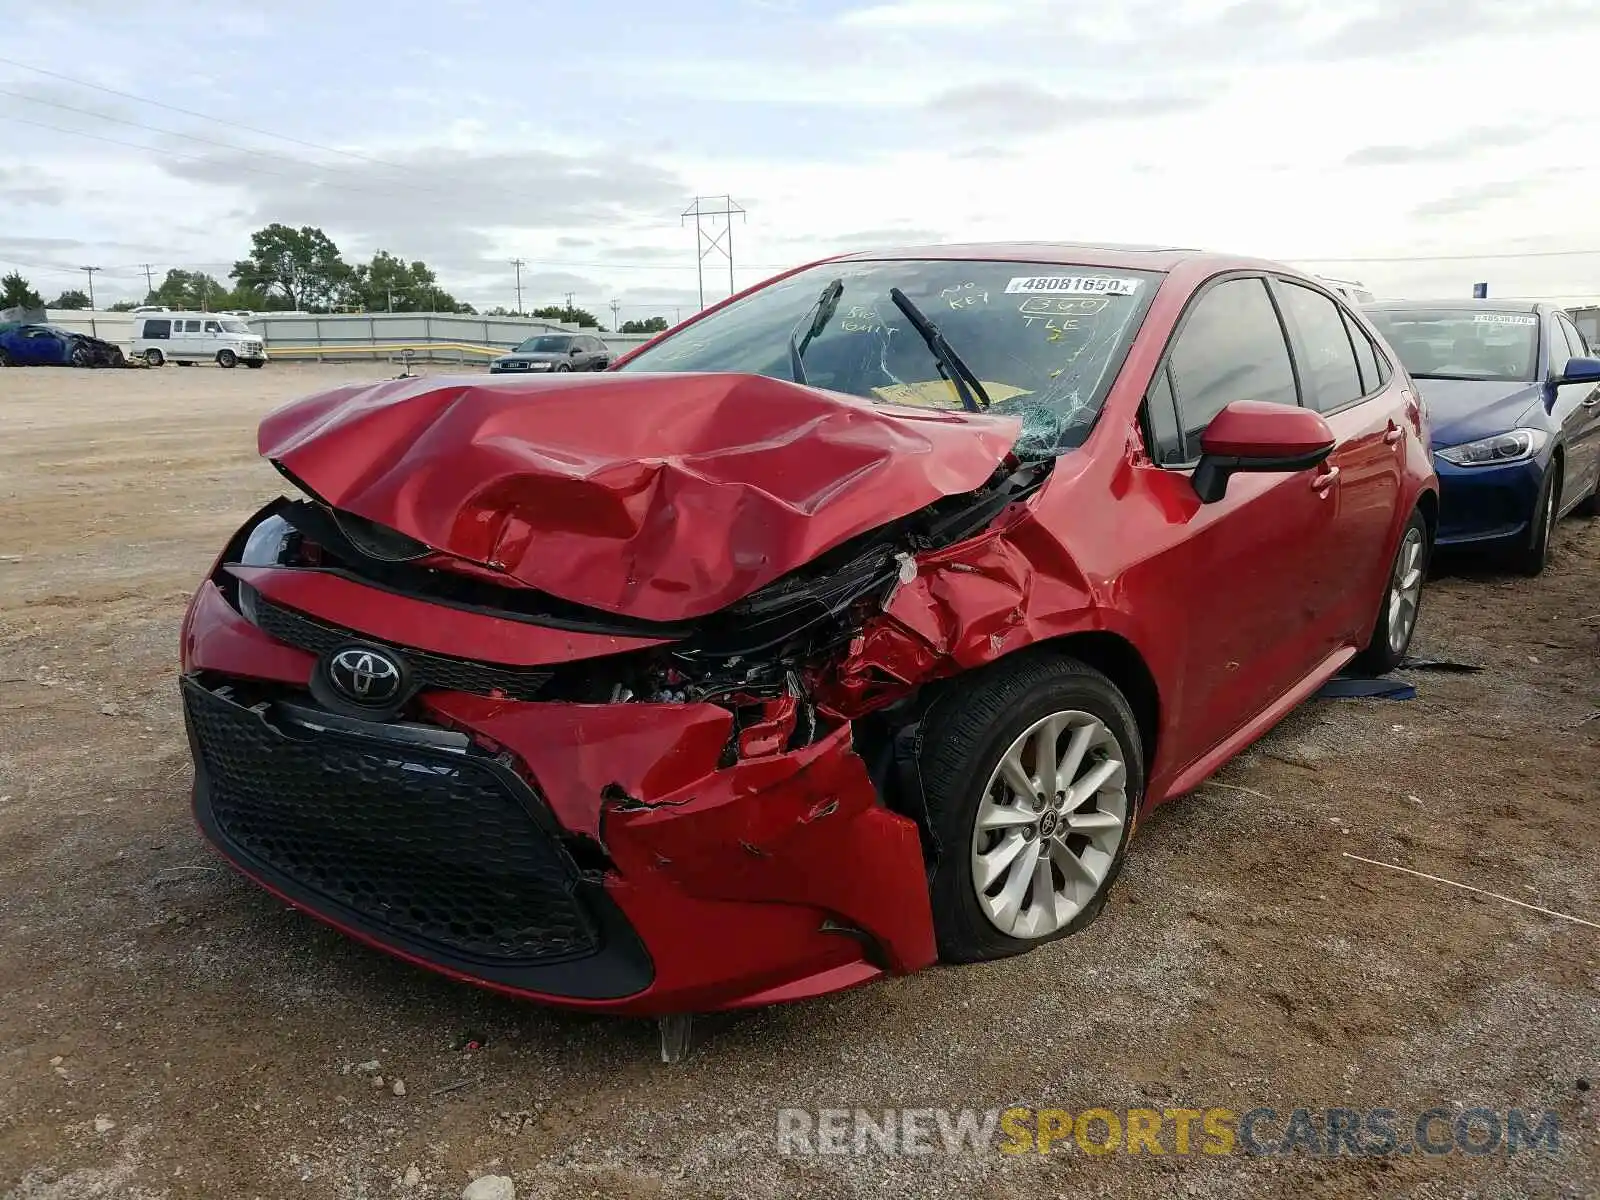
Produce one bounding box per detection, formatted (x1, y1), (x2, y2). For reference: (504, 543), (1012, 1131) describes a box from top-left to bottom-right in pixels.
(217, 349), (238, 369)
(144, 348), (164, 366)
(70, 343), (93, 368)
(918, 654), (1142, 964)
(1353, 508), (1428, 674)
(1508, 464), (1559, 576)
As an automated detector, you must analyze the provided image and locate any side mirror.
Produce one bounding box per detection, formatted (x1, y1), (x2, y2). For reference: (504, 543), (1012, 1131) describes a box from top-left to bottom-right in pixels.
(1556, 356), (1600, 385)
(1191, 401), (1336, 504)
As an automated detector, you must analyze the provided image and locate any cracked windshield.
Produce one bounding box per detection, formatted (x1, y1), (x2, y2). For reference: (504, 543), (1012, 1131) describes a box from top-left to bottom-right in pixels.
(618, 260), (1160, 456)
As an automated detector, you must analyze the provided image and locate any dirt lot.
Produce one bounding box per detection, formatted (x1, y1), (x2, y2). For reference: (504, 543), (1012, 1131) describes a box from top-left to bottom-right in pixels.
(1, 363), (1596, 1199)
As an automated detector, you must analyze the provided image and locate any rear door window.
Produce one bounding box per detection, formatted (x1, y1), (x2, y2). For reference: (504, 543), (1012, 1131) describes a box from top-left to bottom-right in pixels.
(1277, 281), (1364, 413)
(1166, 276), (1299, 459)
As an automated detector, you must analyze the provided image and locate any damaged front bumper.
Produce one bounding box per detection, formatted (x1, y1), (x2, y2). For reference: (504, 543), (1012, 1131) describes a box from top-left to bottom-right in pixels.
(179, 576), (937, 1016)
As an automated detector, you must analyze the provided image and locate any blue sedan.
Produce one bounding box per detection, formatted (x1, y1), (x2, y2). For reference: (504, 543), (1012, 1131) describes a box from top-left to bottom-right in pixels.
(0, 322), (127, 368)
(1364, 301), (1600, 574)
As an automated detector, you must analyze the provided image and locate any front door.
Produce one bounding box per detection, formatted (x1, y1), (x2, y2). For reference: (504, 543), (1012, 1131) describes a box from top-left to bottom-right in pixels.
(1138, 274), (1341, 767)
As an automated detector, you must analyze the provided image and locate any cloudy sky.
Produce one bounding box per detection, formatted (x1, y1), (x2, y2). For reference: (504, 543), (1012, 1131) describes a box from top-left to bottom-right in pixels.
(4, 0), (1600, 318)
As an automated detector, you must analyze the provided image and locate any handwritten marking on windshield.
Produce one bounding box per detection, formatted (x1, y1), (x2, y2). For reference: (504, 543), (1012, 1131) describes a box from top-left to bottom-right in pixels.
(940, 282), (990, 311)
(1018, 297), (1109, 317)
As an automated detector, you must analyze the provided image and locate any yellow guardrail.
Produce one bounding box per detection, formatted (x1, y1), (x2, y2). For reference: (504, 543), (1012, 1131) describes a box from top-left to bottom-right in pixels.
(265, 342), (504, 359)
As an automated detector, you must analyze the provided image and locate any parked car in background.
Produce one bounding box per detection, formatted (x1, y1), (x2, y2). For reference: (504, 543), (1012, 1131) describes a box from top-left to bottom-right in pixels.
(1318, 277), (1376, 304)
(0, 321), (126, 368)
(132, 312), (267, 368)
(179, 244), (1436, 1037)
(488, 333), (610, 374)
(1364, 300), (1600, 574)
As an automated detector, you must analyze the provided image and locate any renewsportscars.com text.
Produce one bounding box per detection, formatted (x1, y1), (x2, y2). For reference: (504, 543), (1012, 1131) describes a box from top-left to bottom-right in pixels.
(775, 1106), (1561, 1158)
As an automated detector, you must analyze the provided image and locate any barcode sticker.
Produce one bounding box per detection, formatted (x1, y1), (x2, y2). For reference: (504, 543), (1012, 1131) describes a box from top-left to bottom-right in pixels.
(1005, 275), (1141, 296)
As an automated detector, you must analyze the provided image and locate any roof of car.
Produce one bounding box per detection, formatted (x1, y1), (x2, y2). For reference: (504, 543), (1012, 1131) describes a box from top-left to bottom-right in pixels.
(828, 241), (1271, 273)
(1363, 298), (1543, 315)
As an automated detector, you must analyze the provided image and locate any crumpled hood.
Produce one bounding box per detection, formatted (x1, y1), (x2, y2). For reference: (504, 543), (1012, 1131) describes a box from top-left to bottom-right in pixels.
(257, 371), (1023, 622)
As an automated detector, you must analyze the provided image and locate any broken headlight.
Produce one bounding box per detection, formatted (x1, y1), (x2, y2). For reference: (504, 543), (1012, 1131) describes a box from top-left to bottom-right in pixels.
(236, 512), (295, 625)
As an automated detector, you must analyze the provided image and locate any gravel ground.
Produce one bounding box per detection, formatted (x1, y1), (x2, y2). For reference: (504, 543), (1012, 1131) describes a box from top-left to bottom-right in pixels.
(1, 363), (1596, 1199)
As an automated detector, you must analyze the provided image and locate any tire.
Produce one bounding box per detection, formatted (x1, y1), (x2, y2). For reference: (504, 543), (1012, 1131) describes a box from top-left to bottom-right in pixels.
(217, 349), (238, 369)
(70, 343), (92, 368)
(0, 348), (11, 367)
(144, 349), (164, 367)
(1508, 463), (1560, 577)
(555, 363), (571, 372)
(917, 654), (1143, 964)
(1353, 508), (1429, 674)
(244, 360), (265, 369)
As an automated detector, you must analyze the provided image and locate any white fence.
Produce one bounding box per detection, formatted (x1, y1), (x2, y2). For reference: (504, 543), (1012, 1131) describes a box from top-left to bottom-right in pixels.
(40, 310), (656, 363)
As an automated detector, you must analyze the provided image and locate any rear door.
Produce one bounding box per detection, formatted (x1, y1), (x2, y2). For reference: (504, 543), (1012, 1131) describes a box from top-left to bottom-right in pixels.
(1553, 311), (1600, 508)
(1271, 277), (1405, 652)
(1139, 274), (1340, 766)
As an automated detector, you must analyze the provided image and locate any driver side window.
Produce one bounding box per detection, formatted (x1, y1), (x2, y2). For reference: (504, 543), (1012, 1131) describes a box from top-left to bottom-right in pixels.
(1147, 276), (1299, 465)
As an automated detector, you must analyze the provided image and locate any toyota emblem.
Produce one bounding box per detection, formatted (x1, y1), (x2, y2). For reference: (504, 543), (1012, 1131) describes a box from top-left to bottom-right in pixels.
(327, 647), (403, 705)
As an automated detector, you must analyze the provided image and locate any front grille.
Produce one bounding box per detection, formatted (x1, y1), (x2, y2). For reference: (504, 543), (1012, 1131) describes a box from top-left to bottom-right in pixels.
(185, 680), (598, 964)
(252, 596), (551, 700)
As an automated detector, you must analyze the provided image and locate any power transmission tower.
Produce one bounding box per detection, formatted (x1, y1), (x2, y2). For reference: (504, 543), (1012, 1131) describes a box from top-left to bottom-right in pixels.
(682, 195), (745, 311)
(610, 298), (620, 329)
(563, 291), (575, 317)
(509, 258), (526, 314)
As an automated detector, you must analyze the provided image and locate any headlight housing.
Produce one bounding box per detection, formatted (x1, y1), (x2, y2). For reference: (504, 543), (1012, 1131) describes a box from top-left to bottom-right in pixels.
(236, 512), (293, 624)
(1436, 428), (1549, 467)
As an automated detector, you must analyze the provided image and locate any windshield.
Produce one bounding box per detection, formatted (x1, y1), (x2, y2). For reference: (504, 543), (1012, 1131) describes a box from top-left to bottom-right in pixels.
(1365, 309), (1539, 383)
(616, 259), (1162, 456)
(220, 319), (250, 334)
(514, 335), (572, 353)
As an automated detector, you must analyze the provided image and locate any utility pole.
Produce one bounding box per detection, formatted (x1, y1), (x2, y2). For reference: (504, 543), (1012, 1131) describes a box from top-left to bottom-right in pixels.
(139, 263), (155, 300)
(79, 265), (100, 335)
(563, 291), (575, 319)
(682, 195), (745, 311)
(610, 298), (621, 330)
(509, 258), (526, 315)
(199, 275), (209, 312)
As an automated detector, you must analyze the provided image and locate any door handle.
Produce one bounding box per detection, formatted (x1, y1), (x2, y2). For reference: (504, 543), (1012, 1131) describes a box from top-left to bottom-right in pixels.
(1383, 421), (1405, 445)
(1311, 464), (1341, 494)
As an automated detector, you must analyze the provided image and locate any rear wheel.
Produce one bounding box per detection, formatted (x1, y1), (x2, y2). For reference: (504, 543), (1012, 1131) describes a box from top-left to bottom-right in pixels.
(217, 349), (238, 369)
(918, 654), (1142, 964)
(1353, 509), (1428, 674)
(144, 348), (164, 366)
(1508, 463), (1560, 576)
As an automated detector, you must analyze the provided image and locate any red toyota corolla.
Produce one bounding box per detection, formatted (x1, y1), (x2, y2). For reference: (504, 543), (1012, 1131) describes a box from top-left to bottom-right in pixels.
(180, 244), (1437, 1036)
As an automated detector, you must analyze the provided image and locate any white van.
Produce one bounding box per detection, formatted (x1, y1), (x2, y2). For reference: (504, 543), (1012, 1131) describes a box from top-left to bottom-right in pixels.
(132, 312), (267, 368)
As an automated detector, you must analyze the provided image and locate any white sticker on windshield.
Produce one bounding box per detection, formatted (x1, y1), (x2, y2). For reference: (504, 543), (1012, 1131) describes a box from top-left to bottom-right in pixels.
(1473, 313), (1538, 325)
(1005, 275), (1141, 296)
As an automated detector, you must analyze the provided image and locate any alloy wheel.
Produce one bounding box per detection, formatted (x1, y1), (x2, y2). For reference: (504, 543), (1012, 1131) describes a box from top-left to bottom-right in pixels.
(1387, 525), (1426, 653)
(969, 710), (1128, 939)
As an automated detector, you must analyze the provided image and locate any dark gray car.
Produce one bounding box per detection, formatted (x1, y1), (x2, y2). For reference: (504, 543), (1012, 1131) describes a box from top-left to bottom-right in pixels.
(488, 333), (611, 374)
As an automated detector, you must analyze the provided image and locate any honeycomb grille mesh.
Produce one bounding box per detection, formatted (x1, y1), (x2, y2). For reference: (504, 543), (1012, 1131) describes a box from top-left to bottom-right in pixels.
(185, 681), (598, 963)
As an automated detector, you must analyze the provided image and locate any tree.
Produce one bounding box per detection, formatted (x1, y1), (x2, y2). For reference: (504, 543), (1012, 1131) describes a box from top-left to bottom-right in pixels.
(147, 269), (229, 311)
(49, 288), (92, 310)
(1, 271), (45, 311)
(108, 300), (137, 312)
(231, 223), (353, 311)
(347, 250), (472, 313)
(621, 316), (669, 334)
(529, 304), (600, 328)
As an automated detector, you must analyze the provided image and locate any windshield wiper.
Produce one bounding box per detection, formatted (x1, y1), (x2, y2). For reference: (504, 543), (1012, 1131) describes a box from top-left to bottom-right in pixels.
(789, 278), (844, 385)
(888, 287), (990, 413)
